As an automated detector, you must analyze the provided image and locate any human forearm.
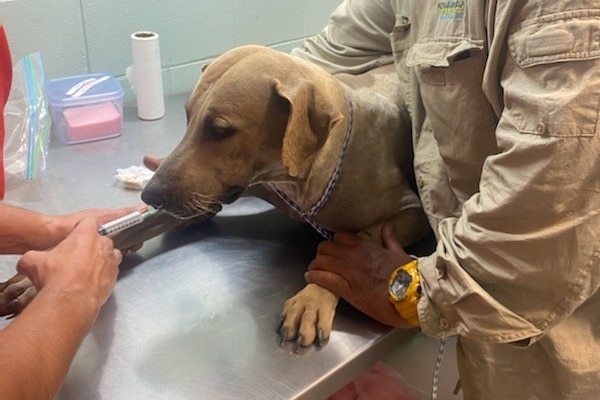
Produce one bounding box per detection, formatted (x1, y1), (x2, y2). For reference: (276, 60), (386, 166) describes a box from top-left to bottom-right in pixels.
(0, 287), (99, 399)
(0, 204), (72, 254)
(0, 203), (145, 255)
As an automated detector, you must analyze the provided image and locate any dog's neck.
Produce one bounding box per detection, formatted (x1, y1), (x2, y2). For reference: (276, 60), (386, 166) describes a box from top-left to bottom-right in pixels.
(268, 89), (353, 239)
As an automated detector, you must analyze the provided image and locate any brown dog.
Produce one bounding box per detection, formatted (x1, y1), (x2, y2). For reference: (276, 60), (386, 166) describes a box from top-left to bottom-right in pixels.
(141, 45), (430, 347)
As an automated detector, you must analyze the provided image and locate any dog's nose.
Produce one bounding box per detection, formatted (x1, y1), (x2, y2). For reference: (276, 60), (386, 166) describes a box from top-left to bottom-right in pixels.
(141, 183), (165, 209)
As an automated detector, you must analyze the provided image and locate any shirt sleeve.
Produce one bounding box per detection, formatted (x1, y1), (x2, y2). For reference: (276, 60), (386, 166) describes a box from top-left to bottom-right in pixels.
(417, 11), (600, 344)
(291, 0), (397, 74)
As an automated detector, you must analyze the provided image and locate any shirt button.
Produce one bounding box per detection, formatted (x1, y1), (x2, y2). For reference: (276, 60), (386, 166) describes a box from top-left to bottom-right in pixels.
(439, 318), (450, 329)
(535, 122), (547, 135)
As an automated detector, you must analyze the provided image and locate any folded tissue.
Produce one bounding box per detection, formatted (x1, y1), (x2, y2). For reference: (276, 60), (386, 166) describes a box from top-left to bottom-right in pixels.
(115, 165), (154, 190)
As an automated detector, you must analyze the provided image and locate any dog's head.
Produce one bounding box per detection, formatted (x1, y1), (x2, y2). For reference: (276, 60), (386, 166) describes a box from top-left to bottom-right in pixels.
(142, 45), (343, 219)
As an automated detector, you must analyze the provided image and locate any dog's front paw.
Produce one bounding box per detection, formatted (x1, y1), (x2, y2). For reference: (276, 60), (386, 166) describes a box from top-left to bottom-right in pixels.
(0, 273), (37, 317)
(279, 283), (339, 349)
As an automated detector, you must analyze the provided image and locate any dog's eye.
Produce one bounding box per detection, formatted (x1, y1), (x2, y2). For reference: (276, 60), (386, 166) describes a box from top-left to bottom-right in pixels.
(204, 116), (235, 141)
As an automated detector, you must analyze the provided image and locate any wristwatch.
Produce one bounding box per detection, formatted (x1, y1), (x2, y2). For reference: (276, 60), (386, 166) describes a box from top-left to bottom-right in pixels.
(388, 259), (421, 326)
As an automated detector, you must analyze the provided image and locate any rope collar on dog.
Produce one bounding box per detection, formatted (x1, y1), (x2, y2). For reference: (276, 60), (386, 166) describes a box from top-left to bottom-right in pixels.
(270, 93), (354, 241)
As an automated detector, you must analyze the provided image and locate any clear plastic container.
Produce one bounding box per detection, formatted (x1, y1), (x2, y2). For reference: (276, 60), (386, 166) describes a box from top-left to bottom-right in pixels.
(46, 73), (124, 144)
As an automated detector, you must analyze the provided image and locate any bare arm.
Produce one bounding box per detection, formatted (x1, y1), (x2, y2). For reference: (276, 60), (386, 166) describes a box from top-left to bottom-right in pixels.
(0, 203), (145, 254)
(0, 218), (121, 399)
(0, 204), (64, 254)
(0, 288), (99, 399)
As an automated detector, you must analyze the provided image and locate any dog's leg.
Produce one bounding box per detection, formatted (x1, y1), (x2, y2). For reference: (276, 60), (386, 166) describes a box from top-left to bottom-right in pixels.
(280, 283), (339, 348)
(0, 273), (36, 317)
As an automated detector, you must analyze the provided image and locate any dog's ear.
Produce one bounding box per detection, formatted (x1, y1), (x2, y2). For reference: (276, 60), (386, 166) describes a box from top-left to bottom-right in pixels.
(273, 78), (343, 178)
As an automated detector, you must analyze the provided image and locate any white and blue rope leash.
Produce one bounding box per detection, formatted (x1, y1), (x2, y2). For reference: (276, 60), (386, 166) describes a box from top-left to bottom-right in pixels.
(431, 336), (447, 400)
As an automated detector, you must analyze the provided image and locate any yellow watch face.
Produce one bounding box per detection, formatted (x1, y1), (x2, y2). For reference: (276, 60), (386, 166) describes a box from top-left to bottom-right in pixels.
(388, 259), (421, 326)
(390, 270), (412, 300)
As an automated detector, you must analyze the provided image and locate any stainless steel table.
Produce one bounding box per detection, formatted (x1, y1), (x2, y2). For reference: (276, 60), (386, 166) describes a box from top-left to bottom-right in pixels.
(0, 94), (423, 400)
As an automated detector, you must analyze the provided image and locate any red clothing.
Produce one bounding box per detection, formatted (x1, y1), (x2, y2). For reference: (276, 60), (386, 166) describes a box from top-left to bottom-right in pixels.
(0, 25), (12, 199)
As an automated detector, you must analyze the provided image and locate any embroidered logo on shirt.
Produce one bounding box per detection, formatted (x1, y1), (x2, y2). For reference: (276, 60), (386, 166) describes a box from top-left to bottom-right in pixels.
(438, 0), (465, 21)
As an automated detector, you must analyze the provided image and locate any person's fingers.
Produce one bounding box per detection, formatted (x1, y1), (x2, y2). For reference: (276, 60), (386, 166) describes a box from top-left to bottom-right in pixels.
(307, 254), (349, 275)
(123, 243), (144, 254)
(116, 203), (145, 216)
(98, 204), (148, 225)
(312, 240), (340, 259)
(135, 203), (148, 212)
(72, 205), (145, 229)
(332, 230), (362, 247)
(15, 250), (46, 288)
(381, 221), (405, 253)
(304, 269), (351, 299)
(142, 155), (163, 171)
(112, 249), (123, 265)
(313, 234), (361, 261)
(77, 216), (103, 236)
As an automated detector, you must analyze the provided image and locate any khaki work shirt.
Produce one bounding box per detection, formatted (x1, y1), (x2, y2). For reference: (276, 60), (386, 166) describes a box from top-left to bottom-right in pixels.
(292, 1), (600, 398)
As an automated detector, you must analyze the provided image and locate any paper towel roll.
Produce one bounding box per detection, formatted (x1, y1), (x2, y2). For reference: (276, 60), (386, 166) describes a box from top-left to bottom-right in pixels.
(130, 31), (165, 120)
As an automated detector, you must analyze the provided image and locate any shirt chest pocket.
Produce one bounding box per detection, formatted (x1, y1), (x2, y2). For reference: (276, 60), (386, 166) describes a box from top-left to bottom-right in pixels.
(505, 12), (600, 138)
(405, 39), (493, 131)
(406, 39), (486, 84)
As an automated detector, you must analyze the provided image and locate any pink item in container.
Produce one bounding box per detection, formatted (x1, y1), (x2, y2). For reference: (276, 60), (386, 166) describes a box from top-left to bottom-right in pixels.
(47, 73), (124, 144)
(64, 101), (122, 142)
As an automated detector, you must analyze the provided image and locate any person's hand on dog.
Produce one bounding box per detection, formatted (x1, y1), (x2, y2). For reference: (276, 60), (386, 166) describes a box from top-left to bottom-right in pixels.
(305, 221), (416, 328)
(0, 203), (147, 255)
(142, 154), (164, 172)
(16, 218), (121, 312)
(0, 204), (146, 317)
(54, 203), (148, 254)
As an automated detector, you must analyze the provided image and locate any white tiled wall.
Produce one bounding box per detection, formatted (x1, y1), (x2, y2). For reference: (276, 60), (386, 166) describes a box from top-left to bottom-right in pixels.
(0, 0), (340, 104)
